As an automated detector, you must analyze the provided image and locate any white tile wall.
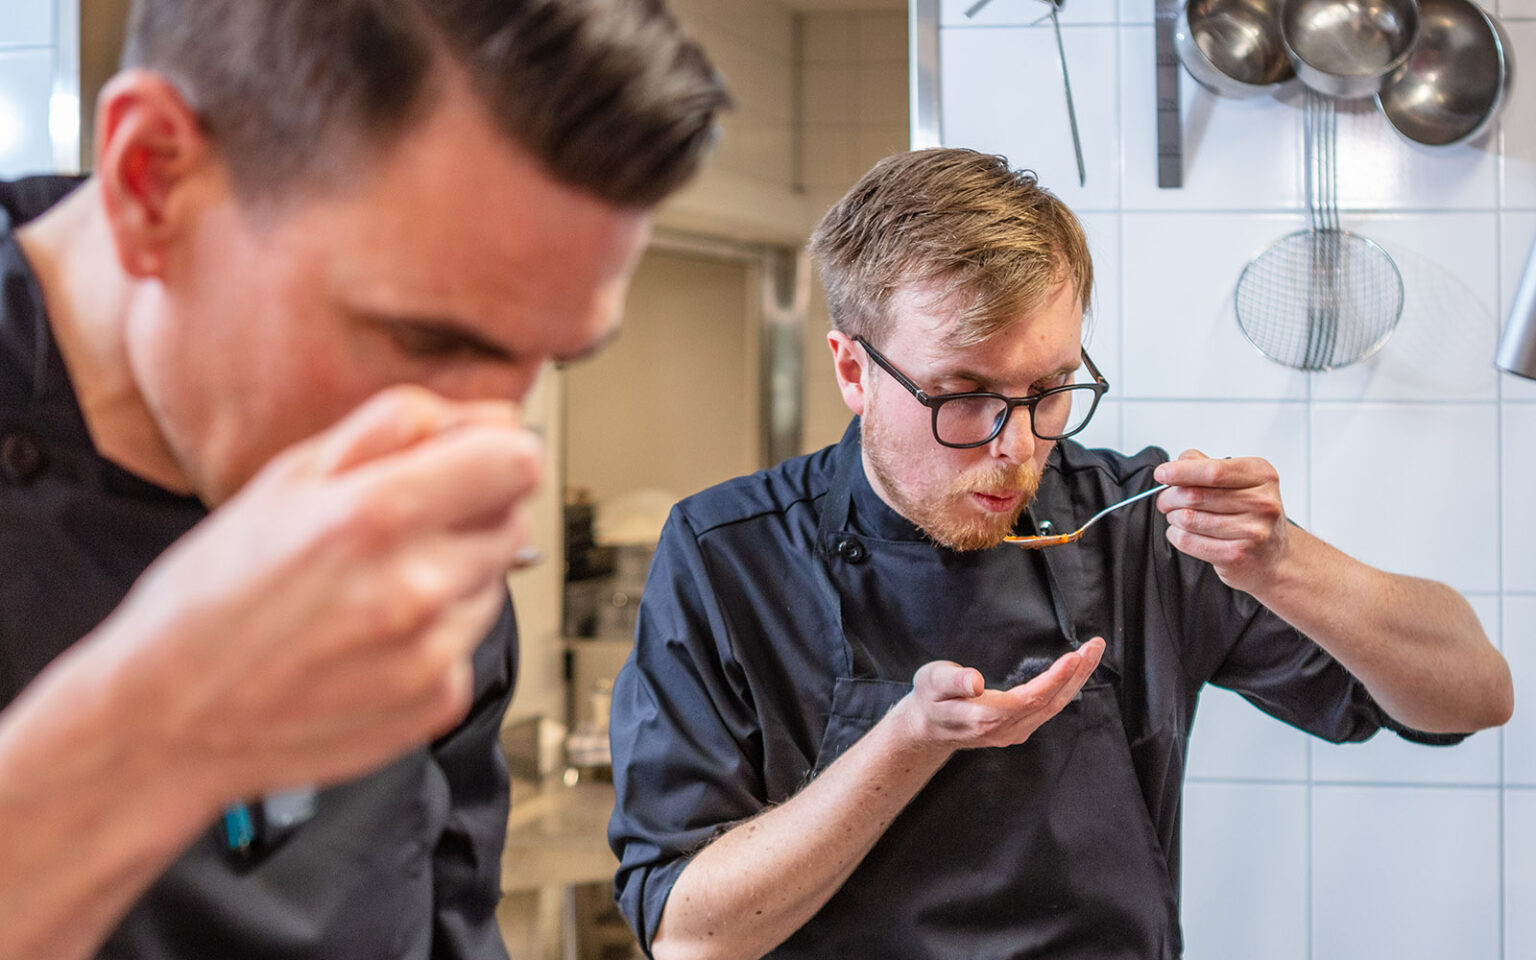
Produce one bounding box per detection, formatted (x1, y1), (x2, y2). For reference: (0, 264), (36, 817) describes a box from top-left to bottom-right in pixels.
(0, 48), (54, 179)
(1501, 20), (1536, 209)
(1185, 684), (1311, 780)
(1508, 789), (1536, 959)
(1332, 98), (1498, 212)
(940, 25), (1121, 211)
(1310, 402), (1499, 592)
(1120, 27), (1303, 212)
(935, 2), (1532, 954)
(1505, 596), (1536, 785)
(1078, 211), (1123, 384)
(1505, 406), (1536, 593)
(1180, 782), (1309, 960)
(941, 0), (1119, 27)
(0, 1), (53, 48)
(1313, 786), (1501, 960)
(1119, 212), (1311, 400)
(1501, 0), (1536, 20)
(1309, 213), (1501, 403)
(1072, 394), (1121, 451)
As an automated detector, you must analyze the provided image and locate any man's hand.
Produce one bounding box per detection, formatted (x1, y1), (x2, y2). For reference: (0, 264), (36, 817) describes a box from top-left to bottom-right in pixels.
(84, 384), (541, 810)
(1153, 450), (1289, 594)
(893, 638), (1105, 752)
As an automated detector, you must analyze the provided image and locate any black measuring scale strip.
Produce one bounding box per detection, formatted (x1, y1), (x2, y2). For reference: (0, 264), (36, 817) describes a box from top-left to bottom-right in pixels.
(1155, 0), (1183, 188)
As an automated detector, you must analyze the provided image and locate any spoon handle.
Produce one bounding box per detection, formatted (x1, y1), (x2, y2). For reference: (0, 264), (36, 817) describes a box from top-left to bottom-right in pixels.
(1075, 483), (1169, 535)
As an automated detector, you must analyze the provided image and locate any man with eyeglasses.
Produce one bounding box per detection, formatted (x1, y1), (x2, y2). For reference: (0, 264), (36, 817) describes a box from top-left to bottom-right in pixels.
(607, 148), (1511, 960)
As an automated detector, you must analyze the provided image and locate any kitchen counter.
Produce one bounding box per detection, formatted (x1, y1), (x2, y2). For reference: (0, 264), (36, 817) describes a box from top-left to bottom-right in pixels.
(502, 779), (618, 893)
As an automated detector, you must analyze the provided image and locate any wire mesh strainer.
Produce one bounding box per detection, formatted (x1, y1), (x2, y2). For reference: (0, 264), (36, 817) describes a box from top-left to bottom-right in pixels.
(1234, 91), (1404, 371)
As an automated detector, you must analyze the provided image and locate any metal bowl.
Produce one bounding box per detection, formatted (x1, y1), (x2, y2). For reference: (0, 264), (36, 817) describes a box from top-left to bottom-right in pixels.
(1175, 0), (1297, 97)
(1282, 0), (1420, 98)
(1374, 0), (1511, 146)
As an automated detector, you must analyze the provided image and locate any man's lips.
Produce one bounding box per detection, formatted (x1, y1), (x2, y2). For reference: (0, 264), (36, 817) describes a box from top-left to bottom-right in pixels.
(970, 489), (1024, 513)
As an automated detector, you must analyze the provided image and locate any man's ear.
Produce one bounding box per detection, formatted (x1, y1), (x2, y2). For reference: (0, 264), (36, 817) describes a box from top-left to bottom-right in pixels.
(93, 69), (211, 279)
(828, 331), (867, 416)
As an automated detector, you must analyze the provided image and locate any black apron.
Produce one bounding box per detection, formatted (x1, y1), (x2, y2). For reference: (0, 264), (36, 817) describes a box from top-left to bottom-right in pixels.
(770, 436), (1181, 960)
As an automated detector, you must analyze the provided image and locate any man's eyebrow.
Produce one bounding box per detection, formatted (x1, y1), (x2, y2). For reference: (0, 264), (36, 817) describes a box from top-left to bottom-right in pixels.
(554, 325), (622, 367)
(934, 360), (1080, 392)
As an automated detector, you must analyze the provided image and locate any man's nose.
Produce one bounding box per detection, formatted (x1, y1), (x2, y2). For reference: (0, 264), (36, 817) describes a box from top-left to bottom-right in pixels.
(989, 405), (1038, 462)
(459, 362), (544, 405)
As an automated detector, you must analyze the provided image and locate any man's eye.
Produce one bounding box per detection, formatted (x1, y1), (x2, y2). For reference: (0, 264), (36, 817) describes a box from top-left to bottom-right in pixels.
(389, 325), (480, 358)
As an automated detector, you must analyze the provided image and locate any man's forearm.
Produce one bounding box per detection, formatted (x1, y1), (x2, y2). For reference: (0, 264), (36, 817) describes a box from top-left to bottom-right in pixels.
(0, 642), (215, 960)
(1254, 527), (1512, 733)
(652, 701), (953, 960)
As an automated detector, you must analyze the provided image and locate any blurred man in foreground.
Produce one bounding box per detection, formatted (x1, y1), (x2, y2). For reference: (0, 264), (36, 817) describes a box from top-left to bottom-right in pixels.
(0, 2), (726, 958)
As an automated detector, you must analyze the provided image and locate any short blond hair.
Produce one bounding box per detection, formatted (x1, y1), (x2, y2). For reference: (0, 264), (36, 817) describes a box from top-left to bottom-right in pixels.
(808, 148), (1092, 348)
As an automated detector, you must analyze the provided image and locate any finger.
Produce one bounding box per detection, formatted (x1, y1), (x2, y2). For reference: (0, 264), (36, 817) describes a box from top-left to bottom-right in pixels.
(1164, 525), (1264, 567)
(1165, 506), (1272, 540)
(917, 661), (984, 702)
(1001, 649), (1082, 705)
(1064, 638), (1104, 695)
(1157, 486), (1268, 516)
(1032, 638), (1104, 715)
(343, 421), (545, 535)
(309, 386), (521, 477)
(1153, 455), (1278, 490)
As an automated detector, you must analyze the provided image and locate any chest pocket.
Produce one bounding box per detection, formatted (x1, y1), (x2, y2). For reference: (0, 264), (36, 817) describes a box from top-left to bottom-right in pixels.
(812, 677), (913, 776)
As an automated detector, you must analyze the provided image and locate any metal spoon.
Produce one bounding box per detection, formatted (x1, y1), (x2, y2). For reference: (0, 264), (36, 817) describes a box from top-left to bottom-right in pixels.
(1004, 484), (1168, 549)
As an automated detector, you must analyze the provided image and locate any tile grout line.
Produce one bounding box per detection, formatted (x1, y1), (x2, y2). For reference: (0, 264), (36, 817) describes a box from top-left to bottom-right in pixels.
(1115, 15), (1126, 457)
(1496, 173), (1507, 959)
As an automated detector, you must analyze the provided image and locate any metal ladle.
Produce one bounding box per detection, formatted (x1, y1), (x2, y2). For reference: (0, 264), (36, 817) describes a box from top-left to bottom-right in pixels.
(966, 0), (1087, 186)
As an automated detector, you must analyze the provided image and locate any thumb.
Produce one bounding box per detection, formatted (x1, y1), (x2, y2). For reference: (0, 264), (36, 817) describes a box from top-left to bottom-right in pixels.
(915, 661), (983, 702)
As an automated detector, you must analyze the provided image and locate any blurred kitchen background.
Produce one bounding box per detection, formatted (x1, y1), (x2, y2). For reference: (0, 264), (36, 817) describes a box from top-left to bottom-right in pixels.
(3, 0), (1534, 956)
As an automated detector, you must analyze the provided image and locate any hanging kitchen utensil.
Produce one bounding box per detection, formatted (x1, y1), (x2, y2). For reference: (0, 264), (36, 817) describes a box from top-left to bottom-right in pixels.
(1046, 0), (1087, 186)
(1174, 0), (1297, 98)
(1375, 0), (1512, 147)
(966, 0), (1086, 186)
(1280, 0), (1420, 98)
(1233, 89), (1404, 371)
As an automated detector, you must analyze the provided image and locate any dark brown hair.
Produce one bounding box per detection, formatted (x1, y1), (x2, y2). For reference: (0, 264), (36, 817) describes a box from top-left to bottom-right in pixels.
(122, 0), (729, 207)
(808, 148), (1093, 348)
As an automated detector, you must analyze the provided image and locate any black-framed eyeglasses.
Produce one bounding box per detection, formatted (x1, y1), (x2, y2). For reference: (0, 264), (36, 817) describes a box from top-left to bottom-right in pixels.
(856, 336), (1108, 448)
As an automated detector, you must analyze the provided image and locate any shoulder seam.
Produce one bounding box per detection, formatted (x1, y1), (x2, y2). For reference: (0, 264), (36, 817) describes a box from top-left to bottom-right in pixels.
(687, 488), (826, 539)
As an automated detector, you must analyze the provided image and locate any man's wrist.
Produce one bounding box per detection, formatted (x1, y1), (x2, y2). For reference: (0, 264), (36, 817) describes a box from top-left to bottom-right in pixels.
(880, 696), (958, 767)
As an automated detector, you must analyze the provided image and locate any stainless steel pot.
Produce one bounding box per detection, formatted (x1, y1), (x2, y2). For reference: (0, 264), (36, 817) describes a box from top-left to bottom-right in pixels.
(1176, 0), (1297, 97)
(1374, 0), (1512, 146)
(1282, 0), (1420, 98)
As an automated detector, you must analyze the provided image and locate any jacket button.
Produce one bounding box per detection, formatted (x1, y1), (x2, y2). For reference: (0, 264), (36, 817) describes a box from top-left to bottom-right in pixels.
(0, 428), (46, 485)
(835, 537), (867, 563)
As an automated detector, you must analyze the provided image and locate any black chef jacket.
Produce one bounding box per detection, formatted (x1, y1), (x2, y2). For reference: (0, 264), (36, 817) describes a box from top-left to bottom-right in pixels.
(609, 418), (1462, 959)
(0, 176), (515, 960)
